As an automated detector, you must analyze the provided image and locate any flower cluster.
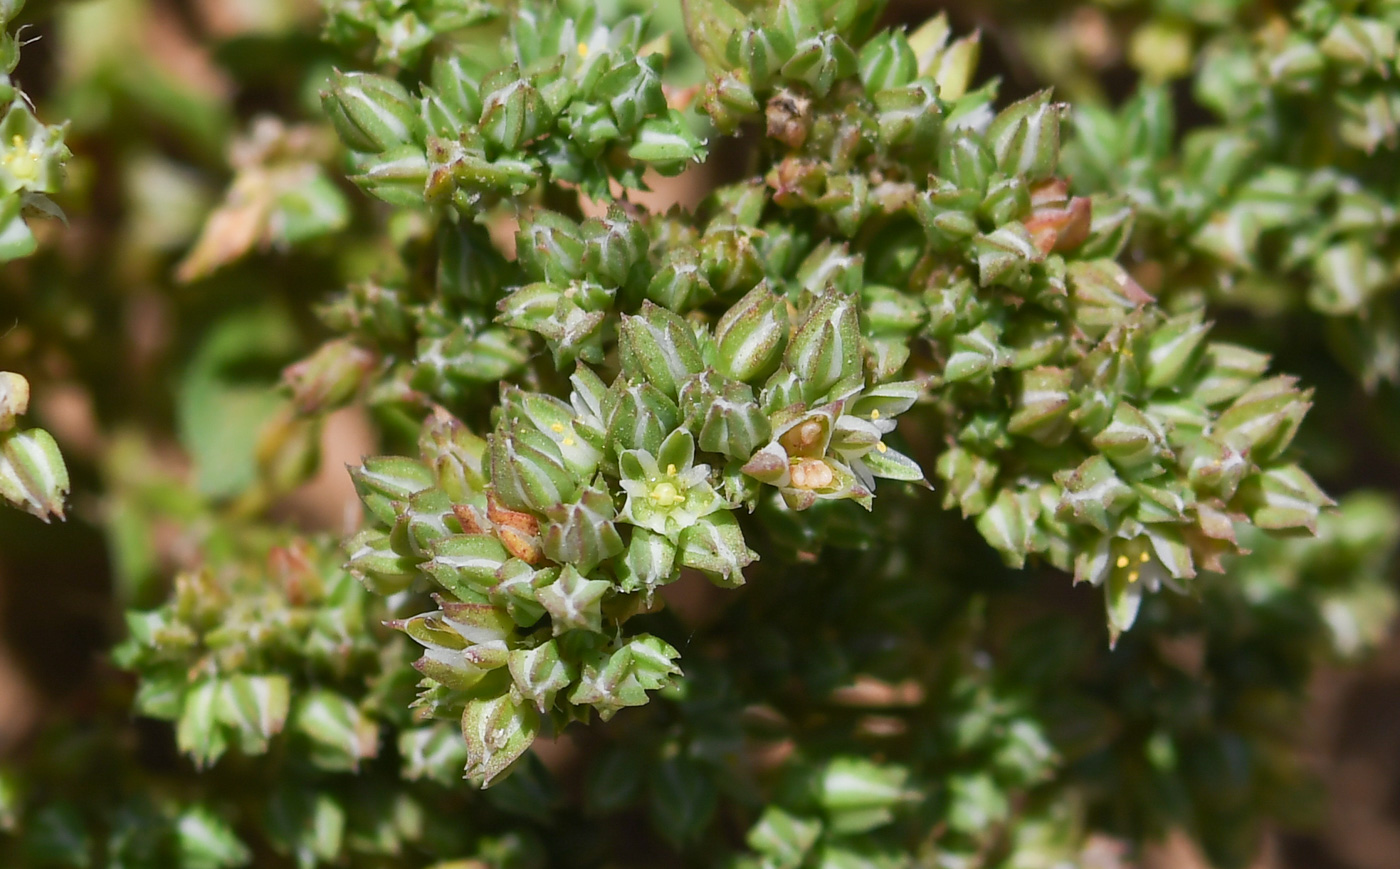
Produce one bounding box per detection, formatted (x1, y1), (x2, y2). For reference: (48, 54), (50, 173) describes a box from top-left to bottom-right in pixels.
(1062, 0), (1400, 387)
(304, 0), (1335, 789)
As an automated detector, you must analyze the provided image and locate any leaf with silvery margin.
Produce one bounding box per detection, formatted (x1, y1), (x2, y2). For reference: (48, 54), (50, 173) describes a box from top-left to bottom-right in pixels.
(175, 805), (252, 869)
(292, 690), (379, 772)
(537, 564), (611, 636)
(683, 0), (747, 70)
(461, 685), (540, 788)
(0, 193), (36, 261)
(677, 510), (757, 586)
(746, 805), (823, 869)
(399, 723), (468, 785)
(215, 674), (290, 756)
(0, 426), (68, 521)
(177, 679), (229, 769)
(509, 639), (576, 712)
(818, 756), (913, 835)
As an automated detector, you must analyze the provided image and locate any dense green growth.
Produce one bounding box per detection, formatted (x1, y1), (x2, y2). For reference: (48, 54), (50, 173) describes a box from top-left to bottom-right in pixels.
(1, 0), (1398, 867)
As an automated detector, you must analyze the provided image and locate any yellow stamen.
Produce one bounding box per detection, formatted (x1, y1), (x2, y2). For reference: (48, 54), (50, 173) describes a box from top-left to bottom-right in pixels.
(665, 463), (677, 476)
(1116, 555), (1129, 568)
(871, 409), (880, 419)
(1140, 551), (1151, 563)
(562, 437), (575, 446)
(550, 423), (565, 433)
(1127, 571), (1139, 583)
(876, 442), (887, 453)
(577, 41), (589, 57)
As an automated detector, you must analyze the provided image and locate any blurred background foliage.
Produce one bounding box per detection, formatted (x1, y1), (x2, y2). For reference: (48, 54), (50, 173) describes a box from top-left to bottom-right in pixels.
(0, 0), (1397, 867)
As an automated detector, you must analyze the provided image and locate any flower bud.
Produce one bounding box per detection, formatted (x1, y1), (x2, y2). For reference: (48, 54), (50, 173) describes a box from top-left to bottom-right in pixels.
(627, 110), (708, 176)
(915, 183), (980, 249)
(582, 208), (647, 288)
(607, 380), (681, 456)
(700, 226), (764, 295)
(345, 528), (419, 595)
(702, 70), (761, 134)
(817, 757), (911, 830)
(677, 511), (756, 587)
(728, 27), (796, 89)
(1142, 310), (1211, 390)
(978, 176), (1031, 227)
(282, 339), (375, 415)
(430, 53), (486, 125)
(873, 80), (941, 149)
(479, 69), (551, 152)
(537, 563), (611, 636)
(1214, 376), (1310, 463)
(1068, 260), (1154, 335)
(516, 210), (585, 283)
(785, 289), (863, 404)
(425, 533), (511, 600)
(782, 32), (857, 96)
(1320, 16), (1395, 76)
(1182, 435), (1248, 501)
(560, 101), (622, 158)
(816, 172), (871, 237)
(859, 30), (917, 95)
(943, 321), (1007, 383)
(500, 386), (604, 481)
(1091, 402), (1170, 477)
(1053, 455), (1137, 532)
(976, 489), (1037, 568)
(986, 91), (1063, 181)
(542, 485), (625, 573)
(1007, 367), (1074, 444)
(680, 371), (772, 460)
(419, 406), (488, 503)
(619, 302), (706, 399)
(508, 640), (575, 713)
(321, 70), (423, 154)
(0, 425), (71, 517)
(489, 427), (579, 514)
(598, 55), (667, 132)
(936, 446), (997, 516)
(351, 456), (435, 527)
(1237, 464), (1334, 535)
(974, 223), (1042, 289)
(1311, 240), (1386, 315)
(938, 133), (996, 196)
(648, 248), (716, 312)
(0, 371), (28, 430)
(350, 144), (430, 206)
(1192, 342), (1272, 407)
(616, 527), (679, 596)
(461, 686), (539, 787)
(293, 690), (379, 772)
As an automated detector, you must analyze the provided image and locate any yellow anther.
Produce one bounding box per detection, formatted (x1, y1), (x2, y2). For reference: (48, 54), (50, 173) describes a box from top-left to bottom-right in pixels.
(871, 409), (880, 419)
(1140, 551), (1151, 563)
(876, 442), (887, 453)
(1127, 571), (1139, 583)
(1116, 555), (1130, 568)
(562, 437), (575, 446)
(10, 135), (22, 148)
(578, 41), (589, 57)
(665, 463), (677, 476)
(550, 423), (565, 433)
